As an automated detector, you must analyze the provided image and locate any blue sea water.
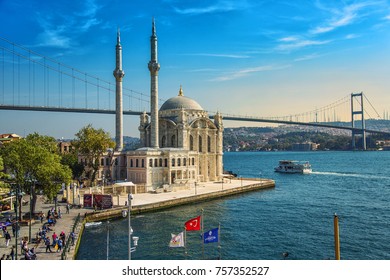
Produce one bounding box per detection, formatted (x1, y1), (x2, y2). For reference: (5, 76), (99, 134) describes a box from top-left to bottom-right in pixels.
(76, 151), (390, 260)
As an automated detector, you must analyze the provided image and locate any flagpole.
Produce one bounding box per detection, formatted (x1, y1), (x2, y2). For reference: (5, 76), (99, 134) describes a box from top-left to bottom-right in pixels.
(184, 227), (187, 260)
(218, 223), (221, 260)
(201, 209), (204, 260)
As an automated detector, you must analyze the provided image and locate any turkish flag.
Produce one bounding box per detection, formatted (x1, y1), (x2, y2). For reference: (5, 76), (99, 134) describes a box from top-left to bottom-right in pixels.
(185, 216), (201, 231)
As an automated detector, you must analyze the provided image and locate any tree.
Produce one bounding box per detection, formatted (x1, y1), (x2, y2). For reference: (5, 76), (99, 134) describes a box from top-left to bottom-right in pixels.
(0, 133), (72, 216)
(61, 151), (84, 182)
(0, 155), (10, 189)
(72, 124), (115, 185)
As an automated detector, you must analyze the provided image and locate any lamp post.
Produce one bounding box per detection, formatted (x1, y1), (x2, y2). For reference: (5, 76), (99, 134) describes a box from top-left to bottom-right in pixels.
(106, 220), (110, 260)
(127, 193), (139, 260)
(15, 183), (20, 260)
(28, 181), (32, 242)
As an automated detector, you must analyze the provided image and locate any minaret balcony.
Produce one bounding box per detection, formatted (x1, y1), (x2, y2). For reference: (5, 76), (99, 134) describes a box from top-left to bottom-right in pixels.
(148, 61), (160, 74)
(113, 69), (125, 80)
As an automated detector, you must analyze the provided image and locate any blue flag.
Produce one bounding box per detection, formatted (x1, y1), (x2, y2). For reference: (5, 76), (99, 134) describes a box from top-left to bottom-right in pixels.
(203, 228), (219, 244)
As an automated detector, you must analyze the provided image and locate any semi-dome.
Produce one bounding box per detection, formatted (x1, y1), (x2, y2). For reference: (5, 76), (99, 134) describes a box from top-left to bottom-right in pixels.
(160, 86), (203, 111)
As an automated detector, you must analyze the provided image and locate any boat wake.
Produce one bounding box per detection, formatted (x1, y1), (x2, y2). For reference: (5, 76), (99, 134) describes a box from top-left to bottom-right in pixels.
(85, 222), (102, 227)
(312, 171), (390, 180)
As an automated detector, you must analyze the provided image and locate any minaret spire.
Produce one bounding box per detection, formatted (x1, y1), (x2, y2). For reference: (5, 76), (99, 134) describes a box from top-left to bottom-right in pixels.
(117, 28), (121, 44)
(148, 18), (160, 148)
(152, 18), (156, 37)
(113, 28), (125, 151)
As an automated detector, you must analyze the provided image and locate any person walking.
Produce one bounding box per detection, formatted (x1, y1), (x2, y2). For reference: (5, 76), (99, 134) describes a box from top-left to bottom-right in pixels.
(10, 246), (15, 260)
(57, 238), (63, 252)
(11, 223), (16, 237)
(70, 231), (75, 246)
(45, 237), (52, 253)
(4, 230), (11, 247)
(66, 203), (70, 214)
(52, 232), (57, 247)
(40, 213), (45, 223)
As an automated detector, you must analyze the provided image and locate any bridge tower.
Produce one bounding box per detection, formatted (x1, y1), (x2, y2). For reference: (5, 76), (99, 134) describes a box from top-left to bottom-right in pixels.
(113, 29), (125, 151)
(351, 92), (366, 150)
(148, 18), (160, 148)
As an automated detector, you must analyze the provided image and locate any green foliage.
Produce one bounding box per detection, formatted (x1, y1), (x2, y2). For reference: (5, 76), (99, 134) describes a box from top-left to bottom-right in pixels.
(72, 124), (115, 184)
(0, 133), (72, 214)
(0, 155), (10, 189)
(61, 151), (84, 181)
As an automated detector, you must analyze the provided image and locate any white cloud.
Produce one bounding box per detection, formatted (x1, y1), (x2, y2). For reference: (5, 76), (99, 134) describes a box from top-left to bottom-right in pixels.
(311, 2), (377, 35)
(211, 64), (291, 81)
(75, 0), (101, 17)
(173, 0), (249, 15)
(35, 0), (103, 48)
(279, 36), (299, 42)
(345, 34), (359, 40)
(277, 39), (331, 52)
(294, 53), (322, 62)
(186, 53), (250, 59)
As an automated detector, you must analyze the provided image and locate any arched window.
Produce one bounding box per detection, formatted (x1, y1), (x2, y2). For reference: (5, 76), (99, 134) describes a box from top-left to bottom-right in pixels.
(172, 158), (175, 167)
(130, 159), (133, 167)
(115, 158), (118, 165)
(154, 158), (158, 167)
(192, 157), (195, 166)
(171, 135), (176, 147)
(159, 158), (163, 167)
(178, 158), (181, 166)
(183, 158), (187, 166)
(149, 159), (153, 167)
(141, 159), (144, 168)
(208, 136), (211, 152)
(136, 159), (139, 167)
(101, 158), (104, 166)
(164, 158), (168, 167)
(162, 136), (166, 148)
(190, 135), (194, 151)
(199, 136), (202, 152)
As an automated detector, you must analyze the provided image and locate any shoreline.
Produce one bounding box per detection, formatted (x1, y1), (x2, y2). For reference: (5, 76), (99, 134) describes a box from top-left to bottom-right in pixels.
(0, 178), (275, 260)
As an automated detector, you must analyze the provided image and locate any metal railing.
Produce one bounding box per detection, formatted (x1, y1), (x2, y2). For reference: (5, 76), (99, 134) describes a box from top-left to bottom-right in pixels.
(61, 213), (81, 260)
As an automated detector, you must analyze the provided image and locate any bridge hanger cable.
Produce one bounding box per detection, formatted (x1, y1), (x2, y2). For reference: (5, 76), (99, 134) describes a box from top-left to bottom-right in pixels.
(0, 37), (150, 104)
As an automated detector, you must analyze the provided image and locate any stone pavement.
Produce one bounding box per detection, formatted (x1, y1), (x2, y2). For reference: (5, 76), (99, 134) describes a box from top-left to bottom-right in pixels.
(0, 194), (91, 260)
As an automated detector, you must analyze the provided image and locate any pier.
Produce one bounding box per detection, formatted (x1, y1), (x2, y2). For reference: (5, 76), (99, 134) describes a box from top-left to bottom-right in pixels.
(85, 178), (275, 221)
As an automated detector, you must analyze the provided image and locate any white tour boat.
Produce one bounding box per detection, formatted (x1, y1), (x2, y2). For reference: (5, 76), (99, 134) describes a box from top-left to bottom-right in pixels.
(274, 160), (312, 174)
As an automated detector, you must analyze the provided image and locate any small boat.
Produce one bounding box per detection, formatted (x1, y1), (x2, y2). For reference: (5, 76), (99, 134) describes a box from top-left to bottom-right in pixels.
(274, 160), (312, 174)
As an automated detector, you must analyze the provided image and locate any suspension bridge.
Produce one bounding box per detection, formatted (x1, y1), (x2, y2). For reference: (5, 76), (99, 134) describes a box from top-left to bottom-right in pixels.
(1, 36), (389, 150)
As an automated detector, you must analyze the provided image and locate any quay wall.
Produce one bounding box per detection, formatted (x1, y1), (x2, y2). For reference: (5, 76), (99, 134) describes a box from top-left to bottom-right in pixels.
(84, 179), (275, 222)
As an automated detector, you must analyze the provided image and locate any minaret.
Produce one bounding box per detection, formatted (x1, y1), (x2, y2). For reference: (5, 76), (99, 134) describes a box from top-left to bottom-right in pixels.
(113, 29), (125, 151)
(148, 18), (160, 148)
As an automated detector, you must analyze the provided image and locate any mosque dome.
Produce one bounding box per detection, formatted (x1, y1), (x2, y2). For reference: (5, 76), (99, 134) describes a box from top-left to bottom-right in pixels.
(160, 86), (203, 111)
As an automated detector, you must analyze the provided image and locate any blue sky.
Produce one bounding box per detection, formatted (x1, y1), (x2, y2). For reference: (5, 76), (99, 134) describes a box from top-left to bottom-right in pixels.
(1, 0), (390, 138)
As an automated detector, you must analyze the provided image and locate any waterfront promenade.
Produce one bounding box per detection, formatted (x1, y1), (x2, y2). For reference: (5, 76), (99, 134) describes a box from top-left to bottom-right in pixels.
(0, 178), (274, 260)
(0, 195), (91, 260)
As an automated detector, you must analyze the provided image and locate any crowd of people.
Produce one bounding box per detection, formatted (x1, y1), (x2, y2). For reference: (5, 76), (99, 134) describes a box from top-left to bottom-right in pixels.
(1, 203), (76, 260)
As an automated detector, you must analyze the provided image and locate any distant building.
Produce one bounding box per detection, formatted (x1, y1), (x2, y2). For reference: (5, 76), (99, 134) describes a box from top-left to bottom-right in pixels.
(0, 133), (21, 147)
(292, 142), (319, 151)
(57, 141), (74, 154)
